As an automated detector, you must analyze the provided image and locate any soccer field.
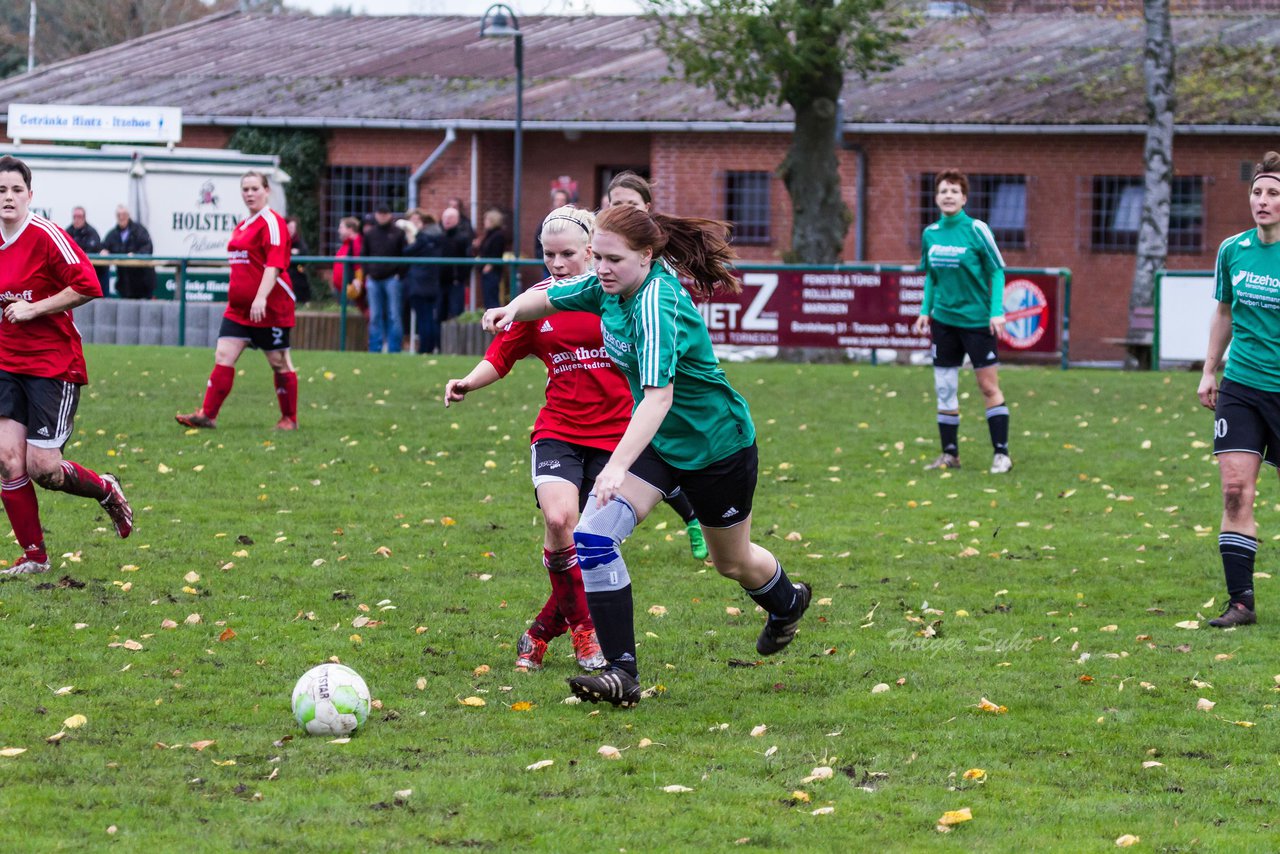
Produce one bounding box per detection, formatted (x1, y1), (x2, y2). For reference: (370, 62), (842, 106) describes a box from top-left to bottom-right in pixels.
(0, 346), (1274, 851)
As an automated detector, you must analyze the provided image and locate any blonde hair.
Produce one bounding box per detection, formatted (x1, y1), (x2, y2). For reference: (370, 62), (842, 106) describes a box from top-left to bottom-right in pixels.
(539, 205), (595, 245)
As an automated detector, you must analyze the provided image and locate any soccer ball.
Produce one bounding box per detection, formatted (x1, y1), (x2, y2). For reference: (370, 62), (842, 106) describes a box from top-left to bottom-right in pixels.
(291, 663), (371, 736)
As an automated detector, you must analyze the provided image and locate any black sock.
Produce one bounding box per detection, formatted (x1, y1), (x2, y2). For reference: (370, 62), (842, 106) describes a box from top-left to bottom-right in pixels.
(1219, 531), (1257, 607)
(584, 586), (638, 677)
(664, 489), (697, 524)
(986, 404), (1010, 454)
(745, 562), (799, 621)
(938, 413), (959, 456)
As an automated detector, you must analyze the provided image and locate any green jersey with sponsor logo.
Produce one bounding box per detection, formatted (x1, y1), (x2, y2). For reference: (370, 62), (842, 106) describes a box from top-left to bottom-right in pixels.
(547, 266), (755, 470)
(1215, 228), (1280, 392)
(920, 210), (1007, 329)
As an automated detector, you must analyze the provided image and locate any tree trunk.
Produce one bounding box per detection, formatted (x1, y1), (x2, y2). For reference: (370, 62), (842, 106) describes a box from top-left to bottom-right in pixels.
(779, 95), (848, 265)
(1126, 0), (1175, 368)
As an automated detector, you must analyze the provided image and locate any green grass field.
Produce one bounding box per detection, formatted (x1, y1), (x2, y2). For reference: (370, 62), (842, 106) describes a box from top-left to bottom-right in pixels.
(0, 346), (1275, 851)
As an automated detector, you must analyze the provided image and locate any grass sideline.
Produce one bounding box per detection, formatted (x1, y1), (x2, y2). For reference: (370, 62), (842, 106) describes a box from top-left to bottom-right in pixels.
(0, 345), (1275, 851)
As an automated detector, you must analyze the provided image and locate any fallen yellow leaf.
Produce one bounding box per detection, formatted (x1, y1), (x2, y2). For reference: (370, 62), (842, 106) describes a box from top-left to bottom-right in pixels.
(63, 714), (87, 729)
(0, 747), (27, 757)
(962, 768), (986, 781)
(1115, 834), (1140, 847)
(598, 745), (622, 760)
(459, 696), (485, 707)
(977, 697), (1007, 714)
(510, 701), (534, 712)
(189, 740), (216, 751)
(938, 807), (973, 826)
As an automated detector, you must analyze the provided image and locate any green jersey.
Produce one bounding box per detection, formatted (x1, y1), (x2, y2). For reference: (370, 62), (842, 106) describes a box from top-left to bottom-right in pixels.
(920, 210), (1006, 329)
(1215, 228), (1280, 392)
(546, 266), (755, 469)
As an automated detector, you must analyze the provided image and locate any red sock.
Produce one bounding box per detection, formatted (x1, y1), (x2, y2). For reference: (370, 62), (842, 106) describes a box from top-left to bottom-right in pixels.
(202, 364), (235, 419)
(545, 545), (591, 627)
(2, 476), (46, 562)
(56, 461), (109, 500)
(529, 592), (568, 642)
(274, 371), (298, 420)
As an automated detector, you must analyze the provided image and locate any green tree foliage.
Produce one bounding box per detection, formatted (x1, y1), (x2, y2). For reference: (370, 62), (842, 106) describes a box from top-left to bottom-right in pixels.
(646, 0), (913, 263)
(227, 127), (327, 258)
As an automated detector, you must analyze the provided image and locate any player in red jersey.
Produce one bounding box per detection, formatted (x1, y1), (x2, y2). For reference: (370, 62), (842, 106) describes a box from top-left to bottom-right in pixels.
(445, 206), (613, 671)
(0, 155), (132, 576)
(175, 171), (299, 431)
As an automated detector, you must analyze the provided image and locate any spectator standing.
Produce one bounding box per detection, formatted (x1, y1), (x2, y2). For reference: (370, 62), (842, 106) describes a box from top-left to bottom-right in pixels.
(102, 204), (157, 300)
(439, 207), (473, 322)
(332, 216), (365, 313)
(65, 206), (108, 289)
(361, 203), (408, 353)
(475, 208), (508, 309)
(284, 216), (313, 305)
(404, 210), (444, 354)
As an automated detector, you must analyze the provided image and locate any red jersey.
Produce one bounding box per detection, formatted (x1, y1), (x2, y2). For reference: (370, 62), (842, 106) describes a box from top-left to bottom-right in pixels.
(0, 214), (102, 384)
(224, 208), (295, 328)
(484, 278), (632, 451)
(332, 234), (362, 293)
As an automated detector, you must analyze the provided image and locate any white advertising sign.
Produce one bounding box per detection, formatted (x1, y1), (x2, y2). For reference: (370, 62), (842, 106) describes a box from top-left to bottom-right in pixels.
(7, 103), (182, 144)
(1157, 273), (1216, 364)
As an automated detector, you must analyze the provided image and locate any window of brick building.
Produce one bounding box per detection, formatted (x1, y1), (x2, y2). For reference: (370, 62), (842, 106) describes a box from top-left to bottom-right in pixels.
(322, 165), (410, 252)
(912, 173), (1028, 249)
(1086, 175), (1204, 253)
(722, 170), (772, 245)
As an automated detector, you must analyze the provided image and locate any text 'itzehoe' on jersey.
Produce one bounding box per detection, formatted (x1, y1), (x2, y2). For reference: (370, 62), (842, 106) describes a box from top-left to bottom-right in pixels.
(483, 277), (632, 452)
(547, 266), (755, 471)
(1216, 228), (1280, 392)
(0, 213), (102, 384)
(224, 207), (296, 329)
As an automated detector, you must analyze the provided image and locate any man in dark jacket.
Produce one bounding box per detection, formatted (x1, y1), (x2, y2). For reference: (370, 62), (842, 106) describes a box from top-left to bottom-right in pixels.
(404, 212), (445, 354)
(439, 207), (473, 322)
(360, 203), (408, 353)
(66, 206), (109, 289)
(102, 205), (157, 299)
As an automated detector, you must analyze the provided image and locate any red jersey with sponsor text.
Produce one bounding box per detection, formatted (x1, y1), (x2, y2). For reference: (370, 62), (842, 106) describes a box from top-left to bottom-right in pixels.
(484, 278), (631, 451)
(224, 208), (295, 328)
(0, 214), (102, 384)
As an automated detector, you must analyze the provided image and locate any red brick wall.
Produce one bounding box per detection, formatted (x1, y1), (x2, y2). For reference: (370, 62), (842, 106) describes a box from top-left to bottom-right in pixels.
(195, 124), (1271, 360)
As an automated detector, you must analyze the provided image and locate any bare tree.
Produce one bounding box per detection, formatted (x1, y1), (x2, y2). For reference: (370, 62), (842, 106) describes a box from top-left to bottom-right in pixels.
(1126, 0), (1175, 367)
(0, 0), (237, 76)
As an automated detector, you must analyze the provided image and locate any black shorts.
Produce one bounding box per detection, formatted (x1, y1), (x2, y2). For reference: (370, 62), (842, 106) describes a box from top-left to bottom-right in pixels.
(219, 317), (291, 352)
(932, 320), (999, 369)
(1214, 378), (1280, 468)
(530, 438), (613, 511)
(0, 370), (80, 449)
(627, 442), (758, 528)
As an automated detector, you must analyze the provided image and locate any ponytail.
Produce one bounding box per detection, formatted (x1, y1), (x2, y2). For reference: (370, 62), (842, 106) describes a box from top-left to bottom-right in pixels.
(595, 205), (740, 297)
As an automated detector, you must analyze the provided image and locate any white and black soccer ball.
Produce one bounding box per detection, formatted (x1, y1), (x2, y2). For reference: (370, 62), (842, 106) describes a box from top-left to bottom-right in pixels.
(291, 663), (371, 736)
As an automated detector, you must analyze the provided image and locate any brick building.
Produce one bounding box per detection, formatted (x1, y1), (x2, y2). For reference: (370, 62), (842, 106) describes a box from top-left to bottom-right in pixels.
(0, 7), (1277, 360)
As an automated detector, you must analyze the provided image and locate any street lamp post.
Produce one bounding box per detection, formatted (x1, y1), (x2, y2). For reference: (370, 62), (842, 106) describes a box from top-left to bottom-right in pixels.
(480, 4), (523, 301)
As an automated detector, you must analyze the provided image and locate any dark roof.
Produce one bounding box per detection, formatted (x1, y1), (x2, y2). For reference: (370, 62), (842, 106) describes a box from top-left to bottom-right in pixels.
(0, 9), (1277, 129)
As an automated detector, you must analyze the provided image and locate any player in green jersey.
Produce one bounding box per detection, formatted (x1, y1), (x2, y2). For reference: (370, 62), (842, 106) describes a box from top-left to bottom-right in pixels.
(485, 204), (812, 707)
(913, 169), (1012, 474)
(606, 169), (709, 561)
(1197, 150), (1280, 628)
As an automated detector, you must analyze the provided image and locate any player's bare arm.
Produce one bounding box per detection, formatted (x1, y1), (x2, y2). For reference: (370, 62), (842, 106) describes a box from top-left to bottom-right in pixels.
(4, 286), (95, 323)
